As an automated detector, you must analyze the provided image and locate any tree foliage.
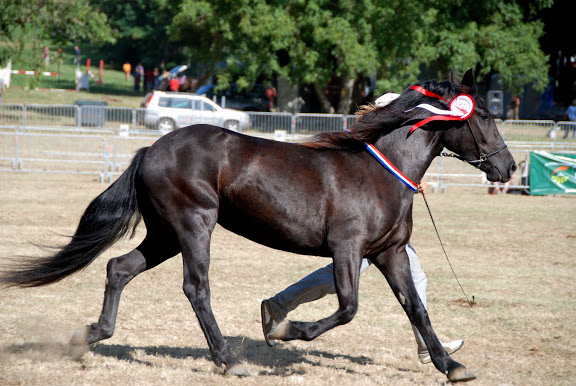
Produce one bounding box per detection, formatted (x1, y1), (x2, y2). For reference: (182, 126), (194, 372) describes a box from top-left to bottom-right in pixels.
(0, 0), (115, 67)
(416, 1), (550, 94)
(169, 0), (551, 113)
(2, 0), (552, 113)
(89, 0), (176, 69)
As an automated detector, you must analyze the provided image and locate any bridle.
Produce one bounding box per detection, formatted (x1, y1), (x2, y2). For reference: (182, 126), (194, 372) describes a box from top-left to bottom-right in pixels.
(441, 119), (508, 167)
(405, 85), (508, 167)
(367, 86), (508, 191)
(364, 112), (507, 193)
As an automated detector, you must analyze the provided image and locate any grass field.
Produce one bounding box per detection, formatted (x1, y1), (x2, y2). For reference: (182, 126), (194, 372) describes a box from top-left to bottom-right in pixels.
(0, 172), (574, 385)
(4, 49), (146, 108)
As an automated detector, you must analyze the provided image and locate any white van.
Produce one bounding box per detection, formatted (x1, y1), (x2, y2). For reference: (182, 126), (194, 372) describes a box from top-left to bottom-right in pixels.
(142, 91), (250, 132)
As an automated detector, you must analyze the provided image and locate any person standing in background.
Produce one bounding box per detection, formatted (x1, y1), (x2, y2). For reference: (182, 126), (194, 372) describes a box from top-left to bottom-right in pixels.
(266, 85), (277, 111)
(134, 62), (144, 92)
(152, 67), (161, 90)
(169, 75), (180, 92)
(56, 47), (63, 64)
(74, 45), (81, 64)
(563, 98), (576, 139)
(0, 77), (5, 103)
(123, 62), (132, 82)
(510, 95), (520, 119)
(42, 46), (50, 67)
(145, 68), (154, 91)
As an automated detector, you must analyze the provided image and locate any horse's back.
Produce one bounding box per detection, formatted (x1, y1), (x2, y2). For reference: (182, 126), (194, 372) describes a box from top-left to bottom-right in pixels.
(138, 125), (337, 253)
(143, 123), (338, 182)
(141, 124), (249, 176)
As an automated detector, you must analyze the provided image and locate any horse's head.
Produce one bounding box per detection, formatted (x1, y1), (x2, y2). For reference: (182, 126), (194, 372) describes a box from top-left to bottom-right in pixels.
(439, 69), (516, 182)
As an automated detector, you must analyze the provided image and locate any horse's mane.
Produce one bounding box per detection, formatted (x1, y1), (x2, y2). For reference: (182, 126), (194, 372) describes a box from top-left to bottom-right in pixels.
(302, 79), (459, 150)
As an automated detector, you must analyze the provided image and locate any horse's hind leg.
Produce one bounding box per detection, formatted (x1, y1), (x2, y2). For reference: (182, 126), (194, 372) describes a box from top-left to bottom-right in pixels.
(370, 250), (476, 382)
(69, 227), (180, 357)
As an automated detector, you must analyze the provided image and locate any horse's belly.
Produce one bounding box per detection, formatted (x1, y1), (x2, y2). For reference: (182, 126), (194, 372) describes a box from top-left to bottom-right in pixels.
(217, 205), (329, 256)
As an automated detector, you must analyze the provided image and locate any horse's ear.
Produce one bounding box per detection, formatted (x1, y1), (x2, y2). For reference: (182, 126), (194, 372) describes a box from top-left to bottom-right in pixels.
(449, 68), (475, 87)
(450, 68), (461, 84)
(461, 69), (475, 87)
(459, 69), (477, 96)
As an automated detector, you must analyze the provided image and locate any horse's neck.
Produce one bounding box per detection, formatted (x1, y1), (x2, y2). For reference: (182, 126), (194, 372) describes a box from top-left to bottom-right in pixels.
(374, 127), (442, 184)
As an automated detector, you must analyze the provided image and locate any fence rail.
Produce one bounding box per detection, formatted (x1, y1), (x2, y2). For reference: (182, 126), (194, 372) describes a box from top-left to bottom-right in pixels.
(0, 131), (110, 180)
(1, 103), (575, 190)
(2, 103), (576, 142)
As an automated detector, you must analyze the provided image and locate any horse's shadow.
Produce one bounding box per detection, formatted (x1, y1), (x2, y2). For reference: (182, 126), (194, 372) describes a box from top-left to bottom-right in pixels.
(6, 334), (435, 379)
(90, 335), (375, 375)
(4, 335), (375, 376)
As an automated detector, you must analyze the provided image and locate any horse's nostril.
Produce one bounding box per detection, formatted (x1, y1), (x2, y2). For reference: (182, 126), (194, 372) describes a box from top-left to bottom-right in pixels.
(510, 162), (517, 175)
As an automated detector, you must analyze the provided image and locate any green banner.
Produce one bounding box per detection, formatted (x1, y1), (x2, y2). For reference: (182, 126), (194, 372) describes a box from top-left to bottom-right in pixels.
(529, 151), (576, 195)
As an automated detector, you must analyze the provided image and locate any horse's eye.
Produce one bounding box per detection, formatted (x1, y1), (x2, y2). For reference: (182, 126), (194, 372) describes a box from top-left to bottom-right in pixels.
(481, 114), (489, 121)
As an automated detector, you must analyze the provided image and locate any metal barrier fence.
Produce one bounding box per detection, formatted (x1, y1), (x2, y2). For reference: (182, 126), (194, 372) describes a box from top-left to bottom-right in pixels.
(0, 130), (110, 181)
(0, 103), (24, 128)
(110, 134), (161, 172)
(1, 103), (576, 190)
(424, 147), (529, 193)
(2, 103), (576, 142)
(241, 111), (293, 138)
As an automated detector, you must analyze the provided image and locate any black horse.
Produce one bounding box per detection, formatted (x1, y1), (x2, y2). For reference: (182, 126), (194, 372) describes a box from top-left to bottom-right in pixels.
(1, 69), (515, 382)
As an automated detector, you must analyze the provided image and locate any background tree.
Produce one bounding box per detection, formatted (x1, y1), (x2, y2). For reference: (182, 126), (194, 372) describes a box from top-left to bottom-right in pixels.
(170, 0), (296, 92)
(2, 0), (554, 114)
(170, 0), (382, 113)
(415, 0), (552, 95)
(89, 0), (176, 69)
(170, 0), (552, 113)
(0, 0), (115, 67)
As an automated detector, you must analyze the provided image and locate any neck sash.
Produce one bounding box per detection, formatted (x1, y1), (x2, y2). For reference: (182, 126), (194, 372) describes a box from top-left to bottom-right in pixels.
(364, 143), (418, 192)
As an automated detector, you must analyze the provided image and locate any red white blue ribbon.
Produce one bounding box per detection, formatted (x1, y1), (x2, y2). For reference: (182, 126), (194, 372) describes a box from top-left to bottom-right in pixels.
(364, 143), (418, 192)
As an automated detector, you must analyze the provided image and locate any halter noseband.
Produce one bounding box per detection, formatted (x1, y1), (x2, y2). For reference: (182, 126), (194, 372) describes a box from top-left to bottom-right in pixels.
(443, 120), (508, 166)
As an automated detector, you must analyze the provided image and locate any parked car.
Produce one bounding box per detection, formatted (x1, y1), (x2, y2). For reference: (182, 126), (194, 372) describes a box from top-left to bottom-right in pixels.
(141, 91), (250, 132)
(196, 83), (271, 112)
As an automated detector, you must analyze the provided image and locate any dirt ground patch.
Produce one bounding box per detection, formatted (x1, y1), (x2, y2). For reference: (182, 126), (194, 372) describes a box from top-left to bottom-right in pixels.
(1, 173), (575, 385)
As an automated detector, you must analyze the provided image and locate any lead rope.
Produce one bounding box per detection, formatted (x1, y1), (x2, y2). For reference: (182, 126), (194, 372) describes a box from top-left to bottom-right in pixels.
(421, 191), (475, 307)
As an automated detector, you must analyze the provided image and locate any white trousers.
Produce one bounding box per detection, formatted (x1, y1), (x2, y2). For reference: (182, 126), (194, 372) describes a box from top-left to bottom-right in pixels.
(267, 243), (428, 349)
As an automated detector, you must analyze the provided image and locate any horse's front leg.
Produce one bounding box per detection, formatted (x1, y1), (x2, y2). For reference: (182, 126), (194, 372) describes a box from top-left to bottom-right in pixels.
(370, 248), (476, 382)
(269, 248), (362, 341)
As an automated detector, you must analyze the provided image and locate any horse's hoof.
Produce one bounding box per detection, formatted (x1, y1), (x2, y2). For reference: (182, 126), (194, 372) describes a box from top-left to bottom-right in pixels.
(67, 325), (90, 360)
(224, 363), (250, 376)
(268, 320), (292, 340)
(447, 365), (477, 383)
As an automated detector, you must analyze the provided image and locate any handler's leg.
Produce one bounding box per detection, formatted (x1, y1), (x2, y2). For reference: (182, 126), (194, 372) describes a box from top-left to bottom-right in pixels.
(266, 250), (364, 342)
(266, 259), (371, 320)
(262, 259), (370, 346)
(406, 243), (463, 363)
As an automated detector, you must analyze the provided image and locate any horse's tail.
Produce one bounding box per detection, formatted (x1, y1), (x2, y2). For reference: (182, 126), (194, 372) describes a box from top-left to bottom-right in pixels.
(0, 147), (150, 288)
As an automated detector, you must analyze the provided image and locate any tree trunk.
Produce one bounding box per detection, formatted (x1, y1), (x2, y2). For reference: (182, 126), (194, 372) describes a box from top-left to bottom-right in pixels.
(313, 82), (335, 114)
(336, 74), (356, 115)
